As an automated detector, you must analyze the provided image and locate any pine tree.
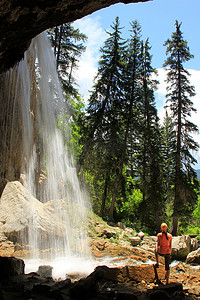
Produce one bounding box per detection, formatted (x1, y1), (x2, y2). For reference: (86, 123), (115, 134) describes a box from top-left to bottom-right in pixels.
(47, 24), (87, 96)
(108, 20), (142, 222)
(163, 20), (199, 235)
(82, 17), (127, 219)
(161, 110), (176, 215)
(137, 39), (164, 234)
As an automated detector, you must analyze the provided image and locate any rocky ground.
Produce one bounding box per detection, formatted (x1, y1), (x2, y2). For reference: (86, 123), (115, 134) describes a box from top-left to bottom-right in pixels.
(0, 213), (199, 299)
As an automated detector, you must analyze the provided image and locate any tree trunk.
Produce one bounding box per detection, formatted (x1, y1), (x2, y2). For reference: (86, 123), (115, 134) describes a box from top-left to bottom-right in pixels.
(171, 51), (182, 236)
(100, 171), (110, 218)
(170, 215), (178, 236)
(108, 152), (125, 222)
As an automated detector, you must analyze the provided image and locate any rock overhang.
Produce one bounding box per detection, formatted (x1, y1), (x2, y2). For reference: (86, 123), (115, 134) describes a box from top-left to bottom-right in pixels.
(0, 0), (151, 73)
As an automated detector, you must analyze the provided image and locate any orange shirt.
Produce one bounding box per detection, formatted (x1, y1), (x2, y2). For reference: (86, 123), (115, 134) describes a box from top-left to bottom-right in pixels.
(157, 232), (172, 255)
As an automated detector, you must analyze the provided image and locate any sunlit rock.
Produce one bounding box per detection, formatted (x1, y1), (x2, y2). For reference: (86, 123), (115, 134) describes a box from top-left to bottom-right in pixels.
(130, 236), (141, 246)
(186, 248), (200, 264)
(190, 238), (198, 252)
(0, 181), (66, 246)
(171, 236), (191, 260)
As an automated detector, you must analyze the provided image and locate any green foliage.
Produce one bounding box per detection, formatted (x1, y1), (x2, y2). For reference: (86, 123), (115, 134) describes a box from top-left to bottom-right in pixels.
(47, 23), (87, 96)
(56, 95), (86, 161)
(50, 17), (199, 236)
(193, 194), (200, 222)
(116, 171), (142, 218)
(163, 20), (199, 235)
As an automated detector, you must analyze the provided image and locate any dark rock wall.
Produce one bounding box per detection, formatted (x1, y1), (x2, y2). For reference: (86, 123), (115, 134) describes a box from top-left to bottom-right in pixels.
(0, 0), (150, 73)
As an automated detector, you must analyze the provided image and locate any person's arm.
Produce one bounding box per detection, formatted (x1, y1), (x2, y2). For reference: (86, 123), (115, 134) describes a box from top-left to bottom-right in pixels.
(169, 235), (172, 254)
(157, 235), (160, 251)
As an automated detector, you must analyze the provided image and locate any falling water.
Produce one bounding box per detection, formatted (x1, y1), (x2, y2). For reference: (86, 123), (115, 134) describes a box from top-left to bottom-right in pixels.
(1, 32), (91, 265)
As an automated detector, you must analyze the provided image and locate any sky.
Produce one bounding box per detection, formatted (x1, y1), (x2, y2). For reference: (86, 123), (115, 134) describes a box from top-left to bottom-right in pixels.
(73, 0), (200, 168)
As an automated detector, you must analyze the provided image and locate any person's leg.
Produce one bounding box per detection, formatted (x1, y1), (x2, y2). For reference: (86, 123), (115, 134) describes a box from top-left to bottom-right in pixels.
(165, 270), (170, 285)
(164, 255), (170, 284)
(154, 249), (159, 267)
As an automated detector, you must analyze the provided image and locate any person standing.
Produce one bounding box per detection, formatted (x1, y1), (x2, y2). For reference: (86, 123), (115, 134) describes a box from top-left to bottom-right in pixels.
(155, 223), (172, 285)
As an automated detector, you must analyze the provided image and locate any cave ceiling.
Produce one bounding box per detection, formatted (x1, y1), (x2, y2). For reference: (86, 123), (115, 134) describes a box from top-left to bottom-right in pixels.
(0, 0), (151, 73)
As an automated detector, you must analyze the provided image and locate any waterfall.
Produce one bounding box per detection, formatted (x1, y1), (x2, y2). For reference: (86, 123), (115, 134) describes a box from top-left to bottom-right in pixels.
(1, 31), (91, 264)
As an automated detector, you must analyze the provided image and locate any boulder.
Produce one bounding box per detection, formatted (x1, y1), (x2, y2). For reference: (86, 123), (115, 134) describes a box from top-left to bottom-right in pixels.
(117, 222), (126, 230)
(148, 283), (183, 300)
(37, 265), (53, 278)
(0, 181), (66, 245)
(137, 231), (145, 240)
(98, 228), (117, 239)
(95, 264), (165, 283)
(0, 256), (24, 282)
(70, 266), (104, 299)
(171, 236), (191, 260)
(186, 248), (200, 264)
(190, 238), (198, 252)
(130, 237), (141, 246)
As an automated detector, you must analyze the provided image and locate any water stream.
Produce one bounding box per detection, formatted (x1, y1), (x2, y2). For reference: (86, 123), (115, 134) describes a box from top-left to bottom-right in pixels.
(2, 32), (91, 267)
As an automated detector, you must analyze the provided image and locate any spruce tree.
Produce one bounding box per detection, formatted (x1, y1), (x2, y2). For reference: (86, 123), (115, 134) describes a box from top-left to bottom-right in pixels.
(108, 20), (142, 222)
(137, 39), (164, 234)
(161, 110), (176, 216)
(48, 24), (87, 96)
(163, 20), (199, 235)
(82, 17), (127, 218)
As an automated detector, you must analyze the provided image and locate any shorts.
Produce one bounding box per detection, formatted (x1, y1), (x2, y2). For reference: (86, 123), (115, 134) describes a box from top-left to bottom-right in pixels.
(155, 249), (171, 270)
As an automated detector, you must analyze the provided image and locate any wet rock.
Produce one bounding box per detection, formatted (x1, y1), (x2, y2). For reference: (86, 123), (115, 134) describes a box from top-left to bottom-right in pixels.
(186, 248), (200, 264)
(37, 265), (53, 278)
(32, 282), (51, 294)
(69, 267), (104, 299)
(0, 181), (67, 247)
(0, 256), (24, 282)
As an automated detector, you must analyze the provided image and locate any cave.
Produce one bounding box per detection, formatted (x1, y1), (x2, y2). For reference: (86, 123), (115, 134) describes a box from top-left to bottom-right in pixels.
(0, 0), (151, 194)
(0, 0), (150, 73)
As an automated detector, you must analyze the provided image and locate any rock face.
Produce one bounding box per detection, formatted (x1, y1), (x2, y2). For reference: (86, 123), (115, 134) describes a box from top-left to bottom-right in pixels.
(0, 256), (24, 282)
(0, 181), (66, 247)
(0, 0), (150, 74)
(171, 235), (192, 260)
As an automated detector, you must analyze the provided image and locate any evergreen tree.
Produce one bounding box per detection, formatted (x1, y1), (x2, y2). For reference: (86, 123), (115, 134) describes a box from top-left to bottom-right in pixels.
(108, 20), (142, 222)
(48, 24), (87, 96)
(82, 17), (127, 219)
(161, 110), (176, 217)
(137, 39), (164, 234)
(163, 20), (199, 235)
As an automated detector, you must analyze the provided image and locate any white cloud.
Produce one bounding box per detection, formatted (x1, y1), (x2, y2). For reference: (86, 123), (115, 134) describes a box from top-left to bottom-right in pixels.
(73, 17), (107, 101)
